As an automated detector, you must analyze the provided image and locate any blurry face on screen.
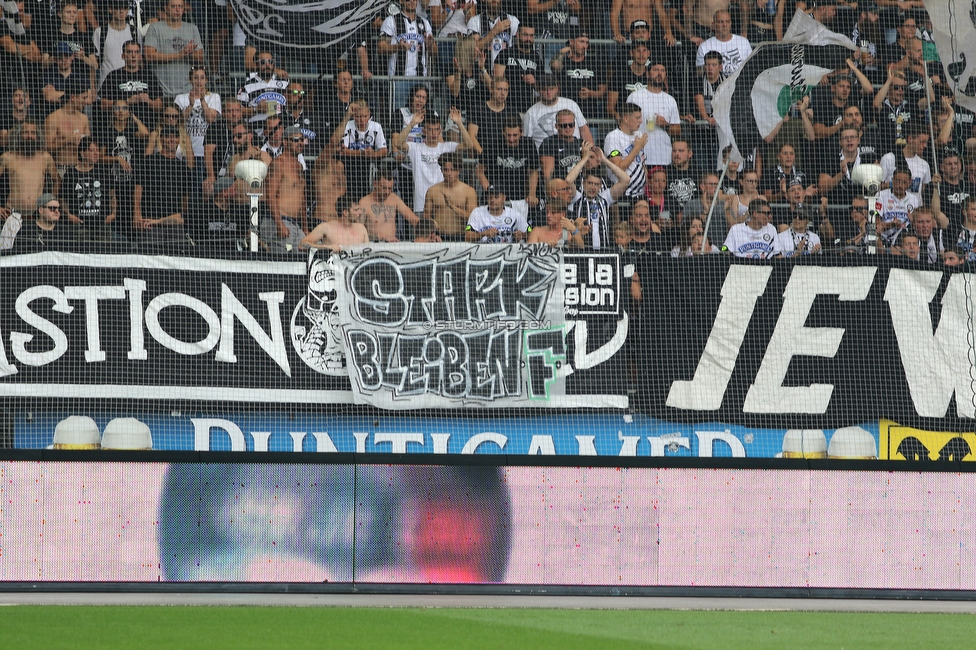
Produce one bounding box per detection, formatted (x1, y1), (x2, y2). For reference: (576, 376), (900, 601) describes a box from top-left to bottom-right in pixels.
(157, 464), (512, 584)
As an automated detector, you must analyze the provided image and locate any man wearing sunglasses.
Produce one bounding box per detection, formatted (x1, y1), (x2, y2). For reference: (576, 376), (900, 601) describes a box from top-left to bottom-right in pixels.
(283, 82), (324, 158)
(12, 194), (73, 251)
(722, 198), (783, 259)
(262, 125), (309, 253)
(238, 50), (289, 120)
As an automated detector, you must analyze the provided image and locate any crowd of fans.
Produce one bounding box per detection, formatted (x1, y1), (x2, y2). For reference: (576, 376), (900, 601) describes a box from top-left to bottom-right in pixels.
(0, 0), (970, 265)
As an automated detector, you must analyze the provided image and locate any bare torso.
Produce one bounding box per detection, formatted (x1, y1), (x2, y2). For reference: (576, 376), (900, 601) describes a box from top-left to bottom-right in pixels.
(320, 220), (369, 246)
(272, 155), (306, 219)
(314, 158), (345, 223)
(693, 0), (728, 29)
(619, 0), (655, 33)
(2, 152), (55, 213)
(427, 181), (475, 237)
(359, 193), (399, 242)
(45, 109), (90, 167)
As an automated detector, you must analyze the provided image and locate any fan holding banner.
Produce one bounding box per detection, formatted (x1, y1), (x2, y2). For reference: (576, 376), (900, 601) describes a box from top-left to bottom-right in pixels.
(711, 10), (855, 166)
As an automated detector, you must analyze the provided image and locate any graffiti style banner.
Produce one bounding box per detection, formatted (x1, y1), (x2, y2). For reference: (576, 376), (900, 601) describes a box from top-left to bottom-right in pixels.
(329, 245), (626, 409)
(0, 249), (626, 410)
(634, 259), (976, 432)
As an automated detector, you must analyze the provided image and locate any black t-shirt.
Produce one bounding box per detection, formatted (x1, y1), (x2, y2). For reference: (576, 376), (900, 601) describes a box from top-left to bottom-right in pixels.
(38, 28), (88, 59)
(0, 110), (33, 135)
(760, 166), (809, 196)
(196, 200), (248, 248)
(558, 53), (606, 119)
(926, 178), (973, 232)
(137, 153), (192, 220)
(39, 68), (90, 114)
(811, 89), (847, 130)
(875, 99), (916, 151)
(480, 136), (540, 200)
(99, 67), (165, 128)
(539, 134), (582, 180)
(468, 101), (519, 149)
(96, 119), (143, 192)
(13, 219), (75, 251)
(494, 46), (544, 114)
(285, 108), (325, 157)
(202, 118), (234, 178)
(613, 65), (650, 101)
(61, 164), (114, 223)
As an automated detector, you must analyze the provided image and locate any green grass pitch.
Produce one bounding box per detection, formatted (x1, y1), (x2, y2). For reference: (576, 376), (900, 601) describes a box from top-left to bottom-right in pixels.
(0, 606), (973, 649)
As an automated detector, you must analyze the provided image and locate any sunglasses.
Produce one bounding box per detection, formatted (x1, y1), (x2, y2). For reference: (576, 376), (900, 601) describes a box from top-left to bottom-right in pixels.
(557, 122), (575, 128)
(288, 90), (306, 96)
(233, 132), (247, 139)
(258, 58), (274, 65)
(44, 205), (61, 211)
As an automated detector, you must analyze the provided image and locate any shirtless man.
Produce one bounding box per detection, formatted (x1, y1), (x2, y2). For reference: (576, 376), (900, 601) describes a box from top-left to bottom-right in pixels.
(261, 125), (308, 252)
(301, 196), (369, 251)
(358, 168), (419, 242)
(610, 0), (672, 44)
(0, 122), (59, 217)
(423, 152), (478, 242)
(312, 114), (351, 224)
(684, 0), (728, 47)
(44, 85), (91, 173)
(526, 197), (585, 247)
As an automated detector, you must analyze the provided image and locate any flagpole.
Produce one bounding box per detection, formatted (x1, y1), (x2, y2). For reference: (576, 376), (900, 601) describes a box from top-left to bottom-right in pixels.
(703, 158), (732, 251)
(924, 67), (940, 180)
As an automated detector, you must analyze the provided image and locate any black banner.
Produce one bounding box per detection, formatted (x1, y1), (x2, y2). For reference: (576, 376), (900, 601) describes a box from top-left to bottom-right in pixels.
(631, 255), (976, 431)
(0, 249), (626, 409)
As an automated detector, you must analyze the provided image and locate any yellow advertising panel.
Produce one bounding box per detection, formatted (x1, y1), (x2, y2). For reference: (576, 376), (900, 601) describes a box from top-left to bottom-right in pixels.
(879, 420), (976, 461)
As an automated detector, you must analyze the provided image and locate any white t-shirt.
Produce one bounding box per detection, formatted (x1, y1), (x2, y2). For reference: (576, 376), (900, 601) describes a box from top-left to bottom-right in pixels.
(875, 189), (920, 246)
(92, 24), (133, 89)
(173, 92), (222, 158)
(406, 141), (460, 213)
(523, 98), (588, 150)
(467, 205), (528, 242)
(724, 222), (783, 258)
(603, 128), (646, 198)
(696, 35), (753, 75)
(381, 14), (434, 76)
(626, 88), (680, 166)
(467, 13), (519, 65)
(775, 228), (822, 257)
(342, 119), (388, 165)
(431, 0), (476, 36)
(880, 152), (931, 197)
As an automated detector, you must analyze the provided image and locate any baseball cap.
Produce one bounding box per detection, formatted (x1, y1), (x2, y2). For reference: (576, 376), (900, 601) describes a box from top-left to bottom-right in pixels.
(55, 42), (73, 56)
(629, 19), (650, 32)
(36, 193), (57, 210)
(787, 176), (804, 188)
(283, 125), (304, 138)
(486, 185), (505, 196)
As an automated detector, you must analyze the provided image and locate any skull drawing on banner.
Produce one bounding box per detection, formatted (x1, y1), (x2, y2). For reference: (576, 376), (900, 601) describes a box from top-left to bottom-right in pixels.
(290, 249), (346, 375)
